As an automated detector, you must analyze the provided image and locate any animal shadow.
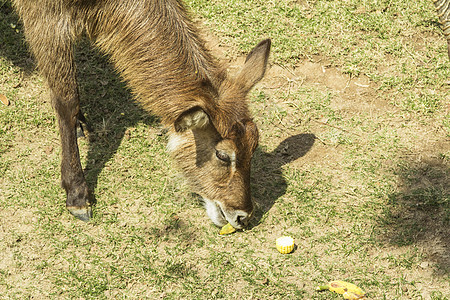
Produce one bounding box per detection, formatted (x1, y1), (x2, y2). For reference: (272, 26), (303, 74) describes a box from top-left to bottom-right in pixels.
(74, 41), (159, 205)
(249, 133), (316, 228)
(0, 3), (35, 76)
(384, 157), (450, 273)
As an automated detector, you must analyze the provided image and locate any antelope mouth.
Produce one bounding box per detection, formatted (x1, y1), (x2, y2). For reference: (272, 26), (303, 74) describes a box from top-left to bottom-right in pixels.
(202, 197), (251, 229)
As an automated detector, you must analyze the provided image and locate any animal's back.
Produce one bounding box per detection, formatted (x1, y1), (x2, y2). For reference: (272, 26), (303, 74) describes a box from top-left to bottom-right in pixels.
(12, 0), (222, 123)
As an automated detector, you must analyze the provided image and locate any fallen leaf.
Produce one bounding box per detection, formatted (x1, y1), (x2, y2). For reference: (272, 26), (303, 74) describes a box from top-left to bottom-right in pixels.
(0, 94), (10, 106)
(44, 145), (54, 155)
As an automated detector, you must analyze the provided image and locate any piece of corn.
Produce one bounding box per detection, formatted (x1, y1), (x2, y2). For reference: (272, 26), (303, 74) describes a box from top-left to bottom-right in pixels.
(276, 236), (295, 254)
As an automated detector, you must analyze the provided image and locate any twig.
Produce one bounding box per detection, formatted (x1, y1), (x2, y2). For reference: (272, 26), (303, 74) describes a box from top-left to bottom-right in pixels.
(274, 62), (296, 77)
(314, 134), (328, 145)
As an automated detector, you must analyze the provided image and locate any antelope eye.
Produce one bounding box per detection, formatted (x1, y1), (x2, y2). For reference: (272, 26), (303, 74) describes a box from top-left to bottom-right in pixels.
(215, 150), (230, 163)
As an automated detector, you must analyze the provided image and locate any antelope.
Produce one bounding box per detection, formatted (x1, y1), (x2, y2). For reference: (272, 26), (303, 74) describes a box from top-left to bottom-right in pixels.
(12, 0), (271, 229)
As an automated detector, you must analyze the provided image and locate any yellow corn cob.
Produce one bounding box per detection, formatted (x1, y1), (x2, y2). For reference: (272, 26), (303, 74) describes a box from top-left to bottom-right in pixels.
(276, 236), (295, 254)
(317, 280), (365, 298)
(219, 223), (236, 235)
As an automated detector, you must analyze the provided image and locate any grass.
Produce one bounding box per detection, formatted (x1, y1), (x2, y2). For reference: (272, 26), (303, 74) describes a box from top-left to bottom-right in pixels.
(1, 0), (449, 299)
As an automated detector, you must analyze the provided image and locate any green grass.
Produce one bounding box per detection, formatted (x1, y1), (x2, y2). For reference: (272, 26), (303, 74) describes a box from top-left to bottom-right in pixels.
(1, 0), (449, 299)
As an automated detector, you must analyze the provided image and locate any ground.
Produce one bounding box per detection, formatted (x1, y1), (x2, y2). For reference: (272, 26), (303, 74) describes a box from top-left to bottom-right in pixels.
(0, 0), (449, 299)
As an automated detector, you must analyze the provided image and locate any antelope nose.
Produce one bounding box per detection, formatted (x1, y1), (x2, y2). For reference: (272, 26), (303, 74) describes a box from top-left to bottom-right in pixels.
(234, 211), (251, 229)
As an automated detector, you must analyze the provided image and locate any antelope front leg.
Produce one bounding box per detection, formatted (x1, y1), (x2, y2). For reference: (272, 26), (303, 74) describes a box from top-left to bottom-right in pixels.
(22, 14), (92, 221)
(54, 91), (92, 221)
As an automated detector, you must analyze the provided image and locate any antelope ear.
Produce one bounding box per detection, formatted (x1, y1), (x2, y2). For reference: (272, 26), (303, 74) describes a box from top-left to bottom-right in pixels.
(174, 106), (210, 132)
(236, 39), (271, 92)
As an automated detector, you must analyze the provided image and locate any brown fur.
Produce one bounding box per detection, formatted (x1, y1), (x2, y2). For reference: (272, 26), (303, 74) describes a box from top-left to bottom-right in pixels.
(12, 0), (270, 226)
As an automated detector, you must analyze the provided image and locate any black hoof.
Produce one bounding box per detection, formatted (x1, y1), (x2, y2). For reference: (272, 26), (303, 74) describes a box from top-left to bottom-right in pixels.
(67, 206), (92, 222)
